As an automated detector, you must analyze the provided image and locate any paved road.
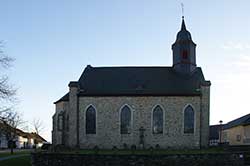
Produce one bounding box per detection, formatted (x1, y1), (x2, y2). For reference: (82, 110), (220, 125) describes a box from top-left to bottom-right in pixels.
(0, 149), (34, 153)
(0, 154), (29, 161)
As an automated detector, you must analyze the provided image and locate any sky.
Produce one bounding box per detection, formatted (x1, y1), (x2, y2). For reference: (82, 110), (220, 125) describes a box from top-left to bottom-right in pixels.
(0, 0), (250, 142)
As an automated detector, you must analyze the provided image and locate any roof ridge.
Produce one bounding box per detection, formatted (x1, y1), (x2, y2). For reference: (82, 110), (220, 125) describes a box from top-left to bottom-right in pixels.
(223, 113), (250, 130)
(228, 113), (250, 123)
(91, 66), (173, 69)
(243, 114), (250, 124)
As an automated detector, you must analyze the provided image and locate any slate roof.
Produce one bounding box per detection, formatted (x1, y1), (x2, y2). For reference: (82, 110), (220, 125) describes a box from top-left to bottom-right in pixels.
(27, 132), (47, 142)
(54, 93), (69, 104)
(176, 19), (193, 42)
(223, 114), (250, 130)
(54, 65), (210, 103)
(0, 122), (47, 143)
(77, 66), (208, 96)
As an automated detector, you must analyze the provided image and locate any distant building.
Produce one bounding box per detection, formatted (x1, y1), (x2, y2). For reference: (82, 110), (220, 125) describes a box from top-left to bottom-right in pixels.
(27, 132), (48, 148)
(0, 122), (47, 149)
(221, 114), (250, 145)
(209, 124), (224, 146)
(52, 18), (211, 149)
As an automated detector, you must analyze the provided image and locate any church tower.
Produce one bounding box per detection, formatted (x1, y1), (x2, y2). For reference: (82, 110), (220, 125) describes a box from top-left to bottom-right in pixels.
(172, 17), (197, 74)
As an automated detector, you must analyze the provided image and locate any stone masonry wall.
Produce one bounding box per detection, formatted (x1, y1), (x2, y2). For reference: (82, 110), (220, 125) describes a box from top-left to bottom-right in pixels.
(31, 153), (244, 166)
(68, 85), (78, 147)
(200, 85), (210, 148)
(77, 96), (202, 149)
(52, 101), (68, 145)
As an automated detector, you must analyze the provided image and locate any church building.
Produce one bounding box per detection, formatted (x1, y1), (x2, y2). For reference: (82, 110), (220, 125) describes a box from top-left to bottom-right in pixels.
(52, 18), (211, 149)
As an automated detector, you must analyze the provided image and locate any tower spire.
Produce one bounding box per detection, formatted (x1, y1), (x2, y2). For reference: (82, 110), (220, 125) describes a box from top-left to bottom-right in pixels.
(172, 15), (197, 74)
(181, 17), (186, 31)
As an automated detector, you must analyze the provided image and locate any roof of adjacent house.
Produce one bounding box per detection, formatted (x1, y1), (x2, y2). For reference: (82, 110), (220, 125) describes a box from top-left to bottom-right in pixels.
(27, 132), (47, 142)
(55, 66), (210, 103)
(0, 122), (47, 143)
(223, 113), (250, 130)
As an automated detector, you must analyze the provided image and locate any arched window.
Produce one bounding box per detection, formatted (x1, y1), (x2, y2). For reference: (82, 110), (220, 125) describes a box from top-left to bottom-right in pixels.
(57, 114), (64, 131)
(152, 105), (163, 134)
(66, 115), (69, 131)
(184, 105), (194, 134)
(86, 105), (96, 134)
(120, 105), (131, 134)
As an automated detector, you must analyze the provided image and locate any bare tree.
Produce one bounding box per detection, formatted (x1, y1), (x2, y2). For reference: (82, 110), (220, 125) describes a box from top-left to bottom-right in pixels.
(0, 42), (16, 120)
(0, 43), (17, 119)
(0, 111), (24, 154)
(31, 118), (45, 149)
(0, 42), (19, 154)
(32, 118), (45, 135)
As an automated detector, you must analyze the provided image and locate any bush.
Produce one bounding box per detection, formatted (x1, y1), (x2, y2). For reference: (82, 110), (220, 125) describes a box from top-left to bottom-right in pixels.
(41, 143), (52, 150)
(131, 144), (136, 150)
(112, 146), (118, 150)
(93, 145), (99, 154)
(123, 143), (128, 149)
(149, 146), (154, 154)
(155, 144), (160, 149)
(52, 144), (71, 152)
(93, 145), (99, 150)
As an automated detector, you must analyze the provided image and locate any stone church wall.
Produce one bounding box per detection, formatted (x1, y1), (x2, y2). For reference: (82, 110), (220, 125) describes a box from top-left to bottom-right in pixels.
(77, 96), (202, 149)
(52, 101), (67, 145)
(31, 152), (244, 166)
(68, 84), (78, 147)
(200, 85), (210, 148)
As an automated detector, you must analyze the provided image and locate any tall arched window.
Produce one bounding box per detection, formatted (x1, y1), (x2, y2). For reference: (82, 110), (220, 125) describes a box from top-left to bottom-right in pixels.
(57, 113), (64, 131)
(184, 105), (194, 134)
(120, 105), (131, 134)
(152, 105), (163, 134)
(86, 105), (96, 134)
(66, 115), (69, 131)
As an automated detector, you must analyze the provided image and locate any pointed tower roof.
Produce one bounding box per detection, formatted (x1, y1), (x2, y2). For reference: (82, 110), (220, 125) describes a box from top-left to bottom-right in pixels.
(181, 17), (186, 30)
(176, 17), (192, 41)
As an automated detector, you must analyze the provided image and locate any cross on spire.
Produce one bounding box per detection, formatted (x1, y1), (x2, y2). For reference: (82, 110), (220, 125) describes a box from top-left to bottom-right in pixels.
(181, 3), (184, 19)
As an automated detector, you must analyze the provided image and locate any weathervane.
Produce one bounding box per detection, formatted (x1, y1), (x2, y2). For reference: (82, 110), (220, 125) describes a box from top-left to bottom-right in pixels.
(181, 3), (184, 19)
